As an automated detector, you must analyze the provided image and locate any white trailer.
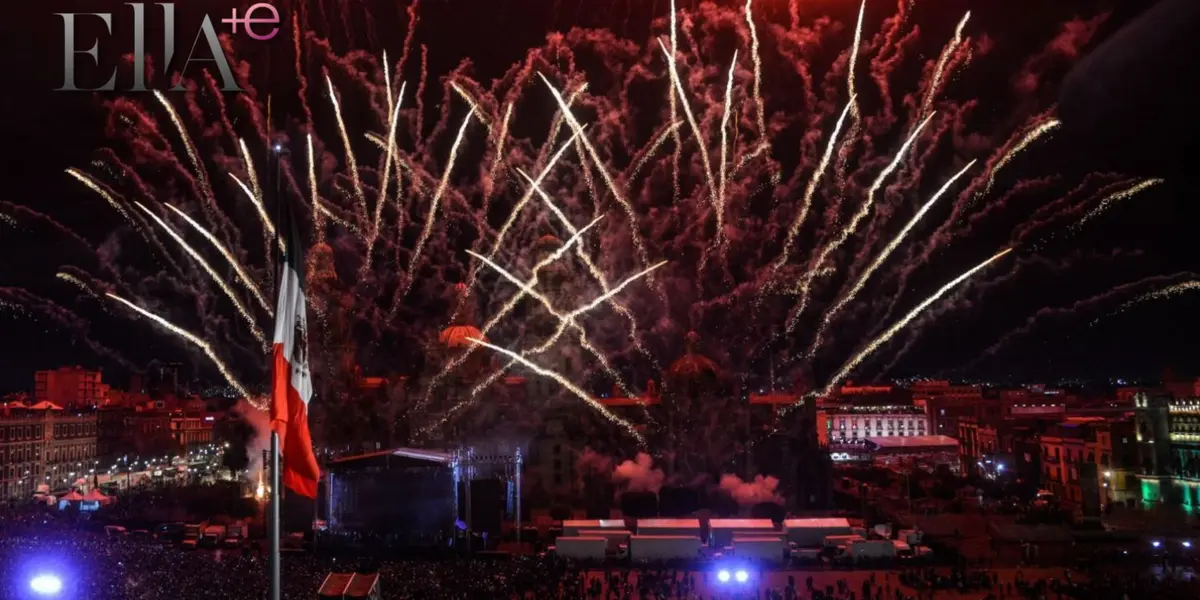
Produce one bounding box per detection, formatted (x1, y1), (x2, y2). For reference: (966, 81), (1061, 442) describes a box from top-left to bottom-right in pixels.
(637, 518), (702, 537)
(823, 534), (865, 549)
(732, 536), (787, 565)
(578, 529), (632, 553)
(709, 519), (777, 547)
(555, 536), (609, 561)
(629, 535), (702, 562)
(849, 539), (896, 561)
(563, 519), (626, 537)
(784, 518), (852, 547)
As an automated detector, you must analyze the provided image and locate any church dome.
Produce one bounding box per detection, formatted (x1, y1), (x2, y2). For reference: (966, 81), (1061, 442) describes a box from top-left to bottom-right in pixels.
(438, 325), (485, 349)
(667, 331), (721, 381)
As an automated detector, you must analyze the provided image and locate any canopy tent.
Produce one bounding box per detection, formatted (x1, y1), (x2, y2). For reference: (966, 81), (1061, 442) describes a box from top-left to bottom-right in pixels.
(30, 401), (64, 411)
(59, 491), (84, 502)
(83, 489), (112, 504)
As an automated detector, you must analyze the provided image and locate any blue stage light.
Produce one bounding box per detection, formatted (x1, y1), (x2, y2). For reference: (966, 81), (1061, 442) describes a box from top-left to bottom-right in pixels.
(735, 569), (749, 583)
(717, 569), (731, 583)
(30, 574), (63, 596)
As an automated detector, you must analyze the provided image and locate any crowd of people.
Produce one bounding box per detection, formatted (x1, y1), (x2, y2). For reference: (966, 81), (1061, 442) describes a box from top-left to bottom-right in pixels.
(2, 516), (1197, 599)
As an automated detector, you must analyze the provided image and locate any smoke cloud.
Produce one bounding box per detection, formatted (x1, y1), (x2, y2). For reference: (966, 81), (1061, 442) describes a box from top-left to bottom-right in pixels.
(612, 452), (664, 494)
(233, 399), (271, 479)
(719, 474), (783, 506)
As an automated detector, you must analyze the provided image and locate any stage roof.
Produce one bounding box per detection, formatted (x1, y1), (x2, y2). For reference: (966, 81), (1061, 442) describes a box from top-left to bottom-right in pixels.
(328, 447), (454, 470)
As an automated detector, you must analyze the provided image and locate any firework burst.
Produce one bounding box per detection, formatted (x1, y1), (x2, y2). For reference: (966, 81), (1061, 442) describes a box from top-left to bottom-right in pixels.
(6, 1), (1171, 457)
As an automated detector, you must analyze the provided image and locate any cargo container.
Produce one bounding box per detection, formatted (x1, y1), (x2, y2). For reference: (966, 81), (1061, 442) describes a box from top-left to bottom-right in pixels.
(637, 518), (702, 537)
(732, 536), (787, 565)
(562, 519), (626, 537)
(629, 535), (702, 562)
(554, 536), (608, 561)
(577, 529), (631, 553)
(709, 519), (777, 547)
(784, 518), (852, 547)
(849, 539), (896, 561)
(823, 534), (865, 549)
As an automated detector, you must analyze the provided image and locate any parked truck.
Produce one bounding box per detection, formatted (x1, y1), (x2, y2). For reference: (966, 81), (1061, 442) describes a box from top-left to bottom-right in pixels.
(554, 536), (608, 561)
(784, 518), (852, 548)
(849, 539), (897, 561)
(732, 536), (787, 565)
(181, 524), (203, 550)
(629, 535), (702, 562)
(201, 525), (226, 548)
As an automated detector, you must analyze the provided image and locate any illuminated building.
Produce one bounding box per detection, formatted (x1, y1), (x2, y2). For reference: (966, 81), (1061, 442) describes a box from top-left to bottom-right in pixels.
(910, 380), (983, 436)
(0, 406), (45, 499)
(34, 366), (109, 408)
(818, 400), (929, 445)
(1135, 393), (1200, 513)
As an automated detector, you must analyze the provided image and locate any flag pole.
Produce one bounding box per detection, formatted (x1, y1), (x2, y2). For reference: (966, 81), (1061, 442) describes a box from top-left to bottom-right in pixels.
(269, 431), (281, 600)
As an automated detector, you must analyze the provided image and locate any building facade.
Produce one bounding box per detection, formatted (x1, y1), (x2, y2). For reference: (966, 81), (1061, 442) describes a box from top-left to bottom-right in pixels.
(34, 366), (108, 408)
(1135, 394), (1200, 514)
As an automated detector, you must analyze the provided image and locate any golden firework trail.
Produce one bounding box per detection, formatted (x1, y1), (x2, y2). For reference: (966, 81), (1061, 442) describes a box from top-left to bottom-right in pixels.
(788, 113), (934, 333)
(106, 292), (253, 404)
(416, 216), (604, 411)
(325, 73), (369, 222)
(236, 139), (266, 223)
(539, 73), (653, 270)
(718, 50), (739, 247)
(365, 81), (408, 271)
(229, 172), (284, 255)
(1100, 280), (1200, 324)
(983, 119), (1061, 196)
(516, 168), (660, 389)
(628, 120), (685, 183)
(163, 203), (272, 315)
(65, 168), (138, 229)
(55, 272), (106, 308)
(921, 12), (971, 120)
(467, 337), (645, 444)
(134, 202), (266, 344)
(383, 50), (395, 121)
(485, 102), (514, 201)
(669, 0), (681, 204)
(1073, 178), (1164, 230)
(657, 38), (718, 213)
(818, 248), (1013, 397)
(833, 0), (867, 190)
(809, 160), (977, 354)
(154, 91), (215, 210)
(768, 97), (856, 283)
(465, 249), (633, 396)
(745, 0), (768, 152)
(401, 107), (476, 298)
(451, 82), (493, 132)
(307, 133), (326, 237)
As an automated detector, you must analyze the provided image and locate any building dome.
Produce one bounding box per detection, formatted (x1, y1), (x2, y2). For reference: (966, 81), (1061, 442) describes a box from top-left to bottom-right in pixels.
(667, 331), (721, 381)
(438, 325), (485, 349)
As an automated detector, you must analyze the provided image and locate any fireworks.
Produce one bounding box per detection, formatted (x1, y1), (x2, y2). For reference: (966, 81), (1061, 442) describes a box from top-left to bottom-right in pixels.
(14, 1), (1162, 456)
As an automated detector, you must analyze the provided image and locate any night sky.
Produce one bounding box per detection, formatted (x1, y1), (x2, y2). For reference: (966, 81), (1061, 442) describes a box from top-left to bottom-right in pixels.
(1, 0), (1197, 395)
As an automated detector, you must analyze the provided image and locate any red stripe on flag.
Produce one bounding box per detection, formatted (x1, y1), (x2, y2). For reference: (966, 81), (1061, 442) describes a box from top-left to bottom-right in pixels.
(270, 344), (320, 498)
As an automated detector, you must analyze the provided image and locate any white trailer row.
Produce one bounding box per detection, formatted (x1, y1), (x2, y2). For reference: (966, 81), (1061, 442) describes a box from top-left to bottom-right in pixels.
(555, 536), (609, 561)
(732, 536), (787, 565)
(784, 518), (853, 547)
(629, 535), (702, 562)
